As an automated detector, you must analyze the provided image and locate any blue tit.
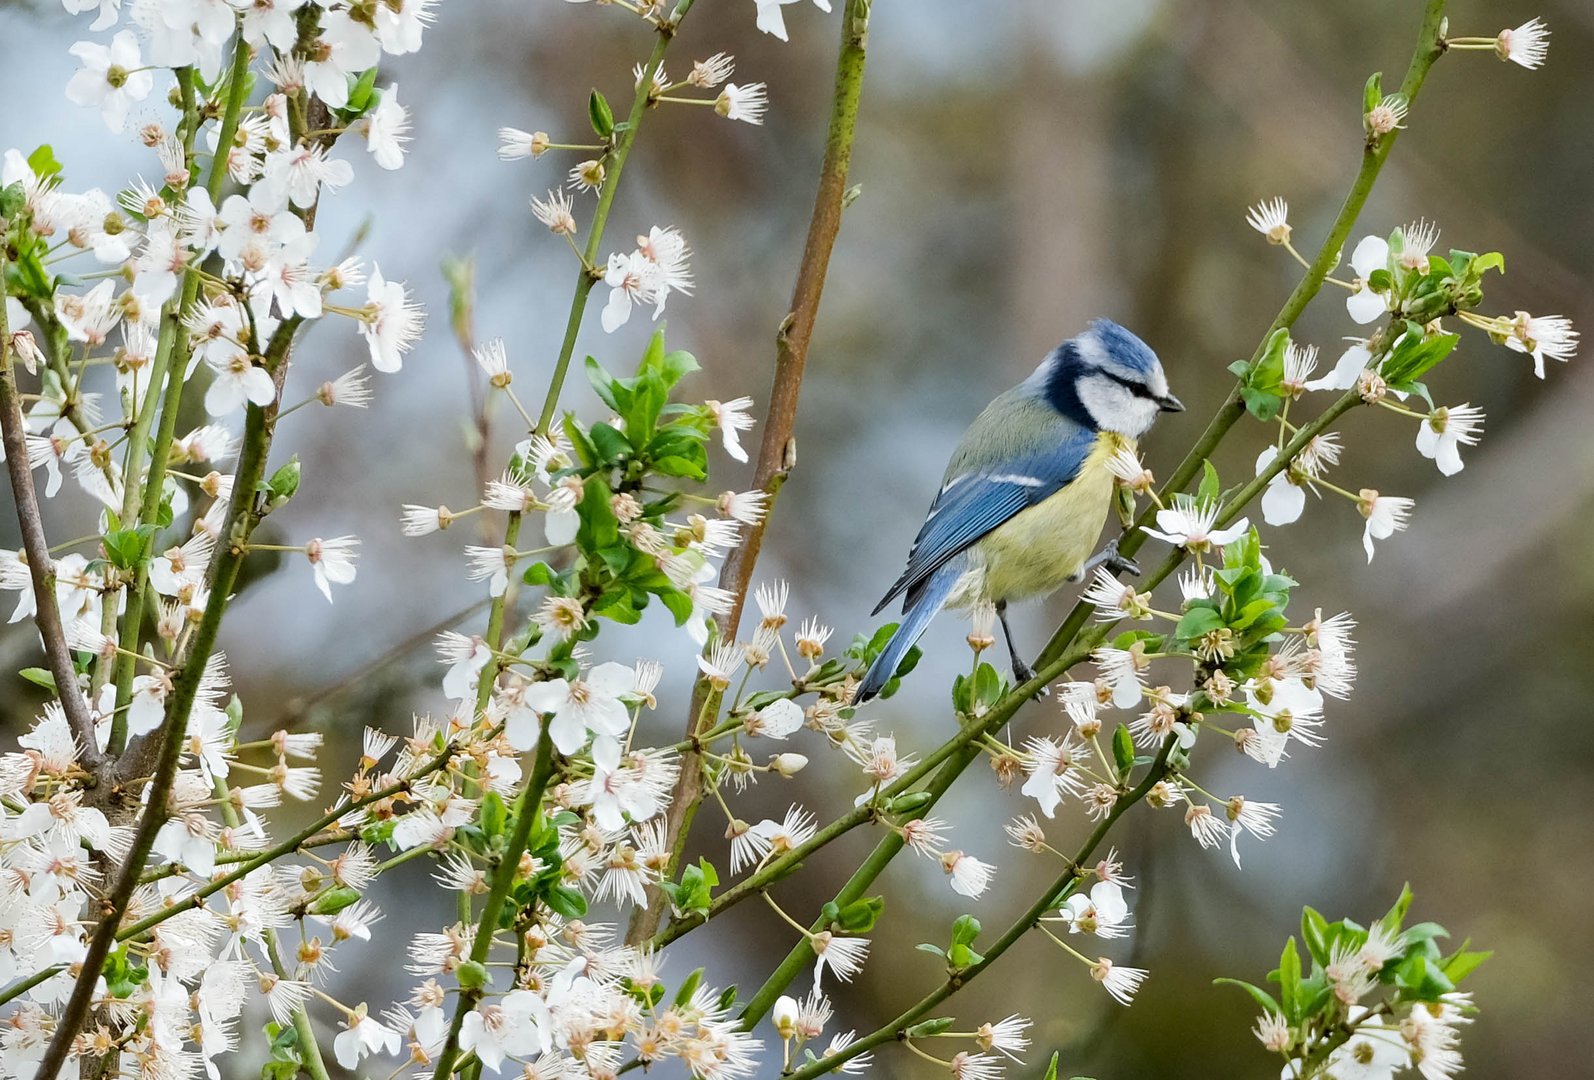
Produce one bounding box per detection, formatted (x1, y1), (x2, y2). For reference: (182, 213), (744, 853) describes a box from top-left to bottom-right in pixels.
(856, 319), (1183, 703)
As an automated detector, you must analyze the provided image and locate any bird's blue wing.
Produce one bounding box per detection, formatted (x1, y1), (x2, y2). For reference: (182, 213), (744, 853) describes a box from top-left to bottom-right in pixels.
(873, 427), (1100, 615)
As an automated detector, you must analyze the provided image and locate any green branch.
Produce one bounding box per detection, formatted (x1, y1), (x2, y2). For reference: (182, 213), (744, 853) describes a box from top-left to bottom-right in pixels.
(724, 0), (1452, 1029)
(0, 739), (462, 1010)
(429, 726), (556, 1080)
(783, 736), (1180, 1080)
(533, 0), (699, 436)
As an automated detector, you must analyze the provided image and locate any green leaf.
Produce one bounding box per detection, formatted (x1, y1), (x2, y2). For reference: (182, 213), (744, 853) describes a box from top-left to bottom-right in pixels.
(952, 914), (981, 947)
(1241, 385), (1283, 422)
(101, 526), (154, 570)
(455, 960), (492, 991)
(577, 474), (620, 552)
(1378, 883), (1414, 937)
(584, 356), (623, 412)
(1174, 604), (1225, 642)
(904, 1018), (955, 1038)
(1274, 936), (1302, 1021)
(480, 791), (506, 839)
(1111, 724), (1134, 777)
(589, 422), (632, 466)
(19, 667), (55, 692)
(1301, 906), (1330, 968)
(1383, 332), (1459, 387)
(835, 896), (885, 934)
(1214, 977), (1283, 1017)
(1250, 328), (1290, 394)
(545, 884), (589, 920)
(308, 886), (361, 916)
(0, 182), (25, 221)
(1440, 945), (1491, 984)
(1363, 72), (1384, 113)
(673, 967), (704, 1007)
(262, 1018), (303, 1080)
(27, 144), (63, 181)
(1198, 459), (1221, 504)
(1042, 1052), (1060, 1080)
(345, 67), (379, 114)
(589, 89), (615, 138)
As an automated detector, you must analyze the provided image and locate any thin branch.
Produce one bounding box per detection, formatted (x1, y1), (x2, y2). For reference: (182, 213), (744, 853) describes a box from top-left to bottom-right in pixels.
(726, 0), (1452, 1024)
(782, 736), (1181, 1079)
(0, 738), (463, 1010)
(0, 252), (104, 771)
(629, 0), (873, 948)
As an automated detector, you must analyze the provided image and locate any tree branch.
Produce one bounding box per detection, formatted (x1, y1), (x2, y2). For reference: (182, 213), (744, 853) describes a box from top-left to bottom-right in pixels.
(629, 0), (873, 948)
(0, 250), (104, 772)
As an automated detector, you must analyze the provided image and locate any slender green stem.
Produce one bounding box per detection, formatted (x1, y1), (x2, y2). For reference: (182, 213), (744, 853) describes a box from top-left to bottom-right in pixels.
(631, 0), (873, 949)
(783, 736), (1181, 1080)
(110, 54), (238, 754)
(0, 741), (460, 1010)
(32, 299), (294, 1080)
(0, 249), (105, 769)
(429, 725), (556, 1080)
(722, 0), (1452, 1025)
(533, 0), (698, 435)
(1035, 0), (1447, 672)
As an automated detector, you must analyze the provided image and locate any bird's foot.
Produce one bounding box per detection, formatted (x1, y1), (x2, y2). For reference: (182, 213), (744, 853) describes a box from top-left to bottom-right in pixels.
(1081, 537), (1141, 579)
(1010, 657), (1048, 700)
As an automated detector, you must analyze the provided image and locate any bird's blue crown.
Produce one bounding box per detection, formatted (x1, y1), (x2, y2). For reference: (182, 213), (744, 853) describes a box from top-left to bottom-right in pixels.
(1039, 318), (1165, 429)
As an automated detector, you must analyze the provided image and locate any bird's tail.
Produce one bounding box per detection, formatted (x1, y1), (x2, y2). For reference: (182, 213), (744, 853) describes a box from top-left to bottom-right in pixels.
(856, 566), (958, 703)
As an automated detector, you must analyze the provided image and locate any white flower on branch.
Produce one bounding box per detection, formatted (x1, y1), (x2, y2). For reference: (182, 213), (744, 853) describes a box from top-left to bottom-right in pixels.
(1245, 196), (1291, 245)
(706, 396), (756, 462)
(306, 536), (360, 602)
(1058, 881), (1133, 939)
(1416, 404), (1484, 476)
(1503, 310), (1578, 378)
(1019, 735), (1086, 818)
(1356, 488), (1413, 562)
(810, 930), (867, 986)
(942, 850), (995, 898)
(1346, 235), (1392, 324)
(753, 0), (831, 43)
(531, 188), (578, 236)
(65, 31), (153, 132)
(1141, 495), (1248, 553)
(1497, 17), (1551, 70)
(262, 144), (355, 211)
(459, 990), (552, 1073)
(360, 85), (411, 170)
(359, 264), (425, 373)
(333, 1011), (403, 1072)
(498, 127), (549, 161)
(716, 83), (768, 125)
(515, 662), (634, 758)
(303, 12), (381, 108)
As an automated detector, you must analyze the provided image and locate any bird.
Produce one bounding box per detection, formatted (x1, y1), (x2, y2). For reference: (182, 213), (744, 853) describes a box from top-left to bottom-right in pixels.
(856, 319), (1183, 703)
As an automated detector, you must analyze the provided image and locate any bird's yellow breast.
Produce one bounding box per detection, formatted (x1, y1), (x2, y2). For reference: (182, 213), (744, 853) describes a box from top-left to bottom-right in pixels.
(958, 432), (1131, 606)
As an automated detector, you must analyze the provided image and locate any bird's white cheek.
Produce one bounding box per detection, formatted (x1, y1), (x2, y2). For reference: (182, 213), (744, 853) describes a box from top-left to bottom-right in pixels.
(1078, 380), (1160, 437)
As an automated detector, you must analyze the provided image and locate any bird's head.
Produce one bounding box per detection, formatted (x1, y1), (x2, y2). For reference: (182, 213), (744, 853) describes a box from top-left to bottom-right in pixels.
(1034, 319), (1183, 437)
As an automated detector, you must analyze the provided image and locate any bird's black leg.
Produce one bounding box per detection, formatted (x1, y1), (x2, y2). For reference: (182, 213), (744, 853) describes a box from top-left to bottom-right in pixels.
(1074, 536), (1141, 581)
(995, 600), (1041, 692)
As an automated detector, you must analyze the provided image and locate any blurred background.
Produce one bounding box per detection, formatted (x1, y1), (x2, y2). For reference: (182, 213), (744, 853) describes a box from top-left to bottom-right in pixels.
(1, 0), (1591, 1076)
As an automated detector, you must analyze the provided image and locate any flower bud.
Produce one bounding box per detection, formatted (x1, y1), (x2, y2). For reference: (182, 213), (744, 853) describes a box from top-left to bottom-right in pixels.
(770, 753), (807, 778)
(772, 995), (799, 1039)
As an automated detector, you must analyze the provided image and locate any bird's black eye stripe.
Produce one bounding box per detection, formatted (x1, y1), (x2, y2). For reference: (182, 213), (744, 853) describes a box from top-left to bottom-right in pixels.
(1100, 370), (1156, 399)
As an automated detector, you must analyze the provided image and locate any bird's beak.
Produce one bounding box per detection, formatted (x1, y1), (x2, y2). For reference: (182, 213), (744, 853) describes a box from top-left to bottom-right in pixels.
(1157, 393), (1185, 413)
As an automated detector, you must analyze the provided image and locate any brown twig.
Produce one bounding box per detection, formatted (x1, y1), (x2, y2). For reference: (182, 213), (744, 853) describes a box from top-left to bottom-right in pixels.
(626, 0), (873, 946)
(0, 248), (104, 771)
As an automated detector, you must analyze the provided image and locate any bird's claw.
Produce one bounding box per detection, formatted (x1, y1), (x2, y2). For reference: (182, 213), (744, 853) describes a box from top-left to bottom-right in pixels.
(1011, 658), (1048, 701)
(1081, 538), (1140, 579)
